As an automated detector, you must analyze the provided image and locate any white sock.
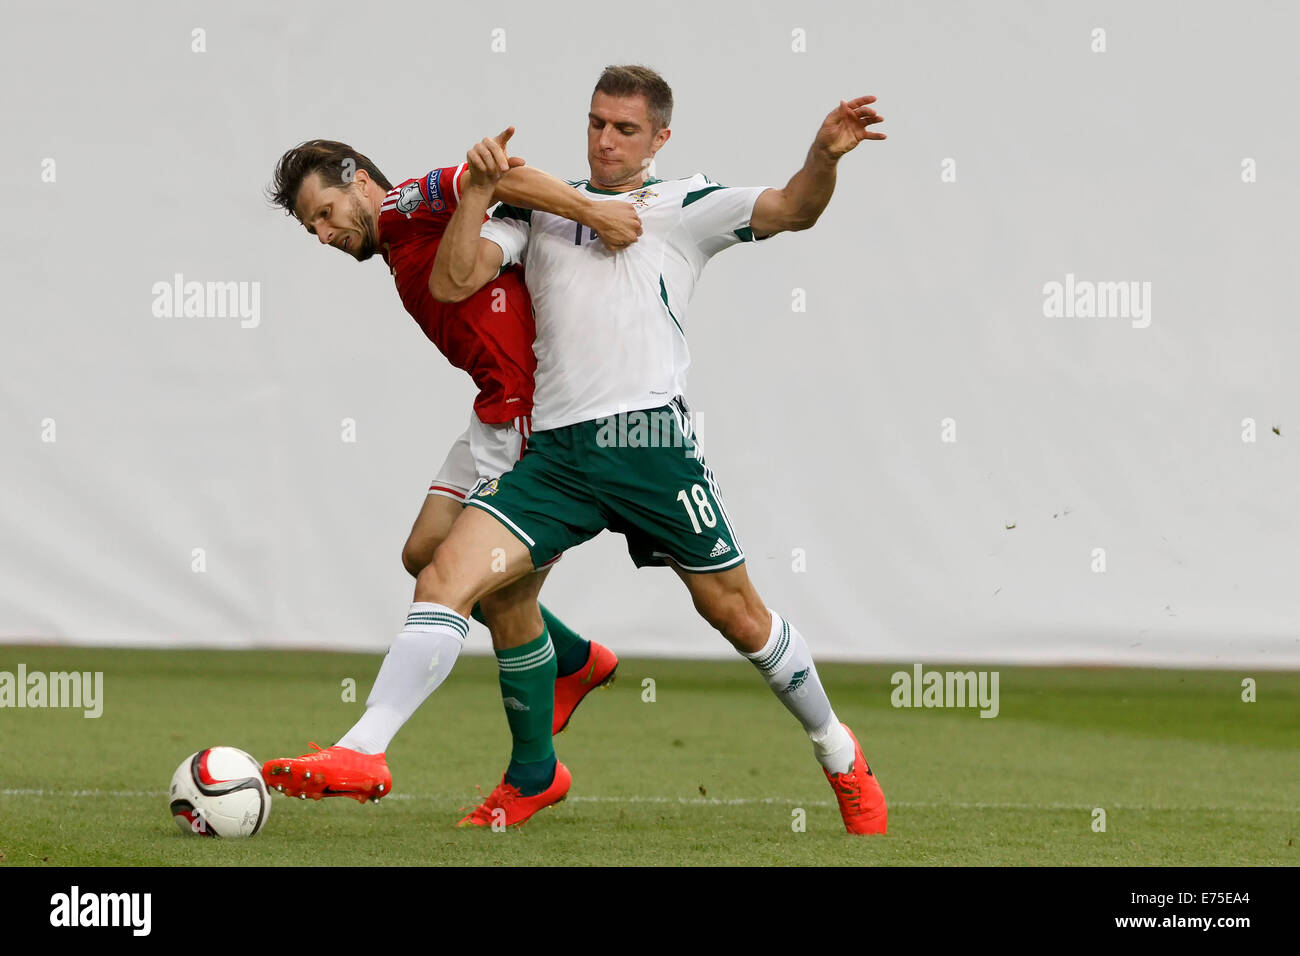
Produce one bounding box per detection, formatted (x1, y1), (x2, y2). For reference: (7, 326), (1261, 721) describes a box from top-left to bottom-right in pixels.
(335, 603), (468, 755)
(743, 610), (855, 774)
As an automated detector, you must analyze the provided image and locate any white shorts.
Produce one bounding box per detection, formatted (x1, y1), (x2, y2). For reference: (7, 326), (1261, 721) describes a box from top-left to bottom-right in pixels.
(427, 412), (531, 501)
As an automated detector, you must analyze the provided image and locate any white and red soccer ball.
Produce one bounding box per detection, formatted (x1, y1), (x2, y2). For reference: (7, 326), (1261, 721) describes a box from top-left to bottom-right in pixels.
(169, 747), (270, 838)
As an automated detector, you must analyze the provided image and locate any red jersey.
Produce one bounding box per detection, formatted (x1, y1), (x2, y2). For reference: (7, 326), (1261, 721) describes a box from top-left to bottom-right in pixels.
(377, 163), (535, 423)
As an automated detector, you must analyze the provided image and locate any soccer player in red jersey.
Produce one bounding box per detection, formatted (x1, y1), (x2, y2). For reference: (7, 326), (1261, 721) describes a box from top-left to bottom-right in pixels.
(261, 140), (633, 803)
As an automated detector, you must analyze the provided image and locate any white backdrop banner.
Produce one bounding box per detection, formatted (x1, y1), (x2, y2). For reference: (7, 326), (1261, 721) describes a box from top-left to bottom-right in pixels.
(2, 1), (1297, 667)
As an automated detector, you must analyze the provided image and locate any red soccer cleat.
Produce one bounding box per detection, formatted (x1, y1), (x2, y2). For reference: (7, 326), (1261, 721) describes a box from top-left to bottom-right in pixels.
(824, 724), (887, 835)
(457, 761), (572, 828)
(262, 743), (392, 804)
(553, 641), (618, 735)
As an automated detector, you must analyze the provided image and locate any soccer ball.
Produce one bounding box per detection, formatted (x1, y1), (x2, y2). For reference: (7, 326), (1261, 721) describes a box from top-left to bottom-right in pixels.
(169, 747), (270, 838)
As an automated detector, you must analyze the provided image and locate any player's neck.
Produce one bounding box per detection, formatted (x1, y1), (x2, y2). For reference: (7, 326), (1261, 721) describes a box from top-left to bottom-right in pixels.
(362, 180), (386, 247)
(363, 179), (386, 214)
(591, 177), (644, 194)
(590, 162), (656, 193)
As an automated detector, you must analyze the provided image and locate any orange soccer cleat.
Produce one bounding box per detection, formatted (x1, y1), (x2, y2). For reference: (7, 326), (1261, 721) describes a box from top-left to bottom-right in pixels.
(457, 761), (572, 828)
(553, 641), (618, 735)
(262, 743), (392, 804)
(824, 724), (887, 835)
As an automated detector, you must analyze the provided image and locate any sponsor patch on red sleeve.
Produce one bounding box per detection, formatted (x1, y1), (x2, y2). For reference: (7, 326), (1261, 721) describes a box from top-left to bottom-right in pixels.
(423, 168), (448, 212)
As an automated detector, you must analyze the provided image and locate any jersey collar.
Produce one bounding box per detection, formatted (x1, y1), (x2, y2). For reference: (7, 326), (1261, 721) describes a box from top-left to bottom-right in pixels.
(582, 177), (662, 196)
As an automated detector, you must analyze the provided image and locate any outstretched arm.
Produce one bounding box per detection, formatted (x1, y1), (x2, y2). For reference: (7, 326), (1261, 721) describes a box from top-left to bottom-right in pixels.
(750, 95), (885, 237)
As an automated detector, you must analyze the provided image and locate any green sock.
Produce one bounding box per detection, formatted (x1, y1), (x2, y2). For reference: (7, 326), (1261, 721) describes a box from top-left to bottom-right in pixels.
(506, 753), (557, 797)
(497, 627), (558, 796)
(474, 603), (588, 677)
(541, 604), (591, 677)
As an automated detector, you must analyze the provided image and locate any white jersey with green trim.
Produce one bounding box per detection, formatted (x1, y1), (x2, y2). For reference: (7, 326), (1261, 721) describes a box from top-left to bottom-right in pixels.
(480, 174), (771, 431)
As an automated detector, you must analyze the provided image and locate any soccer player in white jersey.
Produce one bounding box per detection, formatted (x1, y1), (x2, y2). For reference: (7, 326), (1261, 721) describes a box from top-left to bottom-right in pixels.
(299, 64), (889, 833)
(429, 65), (890, 832)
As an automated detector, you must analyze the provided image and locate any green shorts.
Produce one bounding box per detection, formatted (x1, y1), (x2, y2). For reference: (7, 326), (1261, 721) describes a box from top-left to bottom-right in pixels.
(465, 397), (745, 573)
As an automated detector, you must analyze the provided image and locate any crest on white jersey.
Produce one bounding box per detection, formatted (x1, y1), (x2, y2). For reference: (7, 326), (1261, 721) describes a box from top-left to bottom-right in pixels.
(627, 187), (659, 209)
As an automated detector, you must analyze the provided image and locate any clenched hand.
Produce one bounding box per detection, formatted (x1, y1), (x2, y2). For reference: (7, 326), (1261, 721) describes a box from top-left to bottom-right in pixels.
(586, 201), (642, 250)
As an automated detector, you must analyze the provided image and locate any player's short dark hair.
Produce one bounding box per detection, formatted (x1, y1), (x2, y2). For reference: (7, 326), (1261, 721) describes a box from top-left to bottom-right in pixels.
(266, 140), (393, 218)
(593, 65), (673, 131)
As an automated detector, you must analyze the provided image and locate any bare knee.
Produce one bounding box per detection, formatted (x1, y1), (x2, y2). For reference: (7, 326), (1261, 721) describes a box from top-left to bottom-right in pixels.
(694, 589), (770, 653)
(403, 495), (460, 578)
(412, 506), (537, 618)
(414, 550), (471, 613)
(402, 532), (442, 578)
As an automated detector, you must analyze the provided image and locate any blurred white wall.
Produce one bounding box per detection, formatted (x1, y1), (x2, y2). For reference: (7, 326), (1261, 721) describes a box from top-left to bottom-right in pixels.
(2, 0), (1297, 667)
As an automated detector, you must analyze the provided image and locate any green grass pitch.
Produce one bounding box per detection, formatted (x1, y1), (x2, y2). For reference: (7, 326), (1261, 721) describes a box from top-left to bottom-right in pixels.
(0, 646), (1296, 866)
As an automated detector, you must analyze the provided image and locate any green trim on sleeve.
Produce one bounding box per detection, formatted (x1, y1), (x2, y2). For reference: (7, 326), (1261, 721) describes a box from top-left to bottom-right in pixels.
(492, 203), (532, 223)
(734, 226), (755, 242)
(682, 183), (726, 208)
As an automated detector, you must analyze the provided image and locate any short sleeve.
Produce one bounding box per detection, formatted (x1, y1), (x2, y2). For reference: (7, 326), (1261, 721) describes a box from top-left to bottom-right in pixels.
(417, 163), (467, 214)
(679, 176), (772, 259)
(481, 203), (532, 268)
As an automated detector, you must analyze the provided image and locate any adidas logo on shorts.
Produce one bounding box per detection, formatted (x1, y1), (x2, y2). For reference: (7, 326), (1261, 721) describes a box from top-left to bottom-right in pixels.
(709, 538), (731, 558)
